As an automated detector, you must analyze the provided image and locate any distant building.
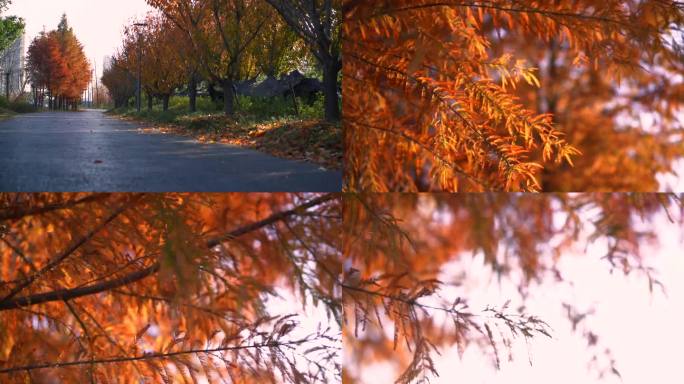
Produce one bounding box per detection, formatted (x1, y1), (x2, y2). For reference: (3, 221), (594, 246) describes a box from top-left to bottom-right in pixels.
(103, 55), (113, 72)
(0, 33), (26, 98)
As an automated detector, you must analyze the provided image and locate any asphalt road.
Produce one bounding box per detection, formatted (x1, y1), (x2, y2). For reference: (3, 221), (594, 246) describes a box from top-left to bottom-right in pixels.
(0, 110), (341, 192)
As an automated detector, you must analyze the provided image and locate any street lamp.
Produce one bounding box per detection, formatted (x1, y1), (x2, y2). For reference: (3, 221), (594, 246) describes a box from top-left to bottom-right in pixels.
(133, 22), (147, 113)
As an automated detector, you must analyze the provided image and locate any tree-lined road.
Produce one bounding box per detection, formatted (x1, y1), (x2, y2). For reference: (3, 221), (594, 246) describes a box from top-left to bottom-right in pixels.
(0, 110), (341, 192)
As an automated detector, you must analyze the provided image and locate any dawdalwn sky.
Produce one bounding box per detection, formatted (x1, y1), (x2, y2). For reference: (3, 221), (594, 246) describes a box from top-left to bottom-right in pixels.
(6, 0), (153, 77)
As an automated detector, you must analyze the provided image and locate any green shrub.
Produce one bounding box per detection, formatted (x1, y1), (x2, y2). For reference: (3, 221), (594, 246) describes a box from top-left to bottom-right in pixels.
(8, 101), (37, 113)
(0, 96), (9, 109)
(109, 93), (325, 125)
(167, 96), (221, 113)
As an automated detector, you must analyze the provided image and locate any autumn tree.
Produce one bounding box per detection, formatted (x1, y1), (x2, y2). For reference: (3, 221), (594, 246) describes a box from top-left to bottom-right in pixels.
(342, 193), (683, 383)
(199, 0), (274, 116)
(148, 0), (276, 116)
(101, 55), (136, 108)
(254, 17), (299, 78)
(265, 0), (342, 121)
(122, 14), (188, 111)
(26, 32), (61, 108)
(145, 0), (208, 113)
(0, 193), (341, 383)
(25, 14), (91, 110)
(343, 0), (684, 192)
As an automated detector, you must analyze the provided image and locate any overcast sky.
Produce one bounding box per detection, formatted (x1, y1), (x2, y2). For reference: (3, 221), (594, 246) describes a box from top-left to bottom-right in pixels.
(357, 210), (684, 384)
(6, 0), (153, 77)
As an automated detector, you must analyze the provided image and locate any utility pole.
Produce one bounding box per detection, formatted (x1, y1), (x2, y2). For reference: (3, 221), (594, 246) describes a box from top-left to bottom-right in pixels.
(94, 60), (98, 108)
(91, 68), (94, 108)
(133, 23), (147, 113)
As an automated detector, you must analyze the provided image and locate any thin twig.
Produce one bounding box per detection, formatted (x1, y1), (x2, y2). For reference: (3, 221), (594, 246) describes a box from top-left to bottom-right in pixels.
(0, 338), (315, 374)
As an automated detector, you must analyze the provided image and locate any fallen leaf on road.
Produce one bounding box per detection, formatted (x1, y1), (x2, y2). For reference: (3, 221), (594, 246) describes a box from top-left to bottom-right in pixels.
(94, 160), (103, 164)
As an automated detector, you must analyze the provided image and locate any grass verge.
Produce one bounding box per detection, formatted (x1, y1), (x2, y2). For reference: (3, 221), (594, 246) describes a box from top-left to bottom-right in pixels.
(107, 96), (341, 170)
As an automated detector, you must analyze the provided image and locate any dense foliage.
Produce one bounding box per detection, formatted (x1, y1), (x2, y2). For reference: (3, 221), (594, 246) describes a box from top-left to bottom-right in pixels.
(101, 1), (340, 121)
(0, 193), (341, 383)
(0, 0), (23, 53)
(25, 15), (92, 110)
(343, 0), (684, 191)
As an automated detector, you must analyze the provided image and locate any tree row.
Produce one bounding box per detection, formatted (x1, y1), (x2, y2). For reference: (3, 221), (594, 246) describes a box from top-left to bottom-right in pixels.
(25, 15), (91, 110)
(103, 0), (340, 121)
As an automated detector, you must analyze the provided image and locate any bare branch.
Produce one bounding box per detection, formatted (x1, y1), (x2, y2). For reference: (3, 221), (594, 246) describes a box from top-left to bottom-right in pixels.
(0, 338), (314, 374)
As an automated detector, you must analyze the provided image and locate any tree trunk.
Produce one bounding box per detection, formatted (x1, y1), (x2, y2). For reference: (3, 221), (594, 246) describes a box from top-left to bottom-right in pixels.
(147, 93), (153, 111)
(222, 80), (234, 116)
(322, 60), (341, 122)
(162, 94), (170, 112)
(188, 72), (197, 113)
(208, 83), (219, 103)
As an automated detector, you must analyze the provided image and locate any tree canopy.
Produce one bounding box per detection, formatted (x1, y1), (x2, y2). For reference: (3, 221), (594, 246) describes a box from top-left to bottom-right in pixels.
(343, 0), (684, 192)
(2, 193), (682, 383)
(0, 16), (23, 53)
(0, 1), (24, 54)
(26, 15), (92, 110)
(265, 0), (342, 121)
(0, 193), (341, 383)
(101, 1), (339, 119)
(342, 193), (683, 382)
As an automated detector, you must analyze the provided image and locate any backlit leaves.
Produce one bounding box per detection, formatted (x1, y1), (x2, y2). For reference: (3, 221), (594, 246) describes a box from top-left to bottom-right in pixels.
(0, 193), (341, 383)
(343, 0), (684, 191)
(342, 193), (683, 382)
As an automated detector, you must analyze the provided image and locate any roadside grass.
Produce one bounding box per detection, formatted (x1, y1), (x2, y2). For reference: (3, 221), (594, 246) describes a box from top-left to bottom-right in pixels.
(108, 95), (341, 170)
(0, 107), (16, 120)
(0, 96), (38, 118)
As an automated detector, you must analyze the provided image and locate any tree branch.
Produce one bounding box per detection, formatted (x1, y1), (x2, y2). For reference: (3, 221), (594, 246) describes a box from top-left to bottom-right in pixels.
(348, 1), (628, 26)
(0, 338), (313, 374)
(0, 193), (112, 222)
(205, 193), (337, 248)
(0, 263), (160, 311)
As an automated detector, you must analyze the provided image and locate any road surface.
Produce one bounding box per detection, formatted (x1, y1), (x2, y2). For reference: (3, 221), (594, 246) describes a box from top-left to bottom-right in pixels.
(0, 110), (341, 192)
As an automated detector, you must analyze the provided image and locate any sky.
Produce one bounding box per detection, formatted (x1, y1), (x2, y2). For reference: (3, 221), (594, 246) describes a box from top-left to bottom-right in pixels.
(6, 0), (153, 78)
(356, 208), (684, 384)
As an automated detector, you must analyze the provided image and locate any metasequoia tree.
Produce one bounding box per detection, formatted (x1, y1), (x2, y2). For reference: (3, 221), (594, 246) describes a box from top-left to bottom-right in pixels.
(122, 14), (188, 111)
(342, 193), (683, 383)
(265, 0), (342, 121)
(25, 15), (91, 110)
(0, 193), (341, 383)
(26, 31), (61, 108)
(343, 0), (684, 192)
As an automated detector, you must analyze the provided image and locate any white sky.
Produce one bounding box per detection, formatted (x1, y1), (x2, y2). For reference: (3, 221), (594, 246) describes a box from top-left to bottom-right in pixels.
(358, 209), (684, 383)
(6, 0), (153, 77)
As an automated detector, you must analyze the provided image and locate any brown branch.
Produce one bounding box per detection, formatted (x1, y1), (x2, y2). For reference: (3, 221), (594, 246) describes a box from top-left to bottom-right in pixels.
(0, 338), (313, 374)
(205, 193), (337, 248)
(0, 263), (160, 311)
(347, 1), (628, 26)
(0, 194), (112, 222)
